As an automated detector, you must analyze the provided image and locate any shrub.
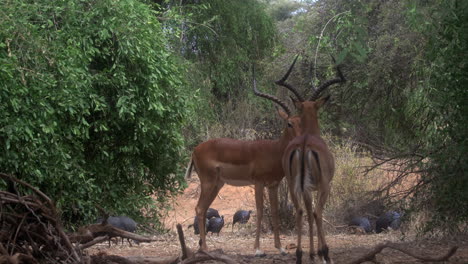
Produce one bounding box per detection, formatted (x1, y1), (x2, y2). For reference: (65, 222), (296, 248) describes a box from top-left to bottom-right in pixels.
(0, 0), (190, 228)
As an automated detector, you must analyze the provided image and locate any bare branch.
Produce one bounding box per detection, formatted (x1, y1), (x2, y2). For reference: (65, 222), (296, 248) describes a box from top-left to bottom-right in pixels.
(348, 241), (458, 264)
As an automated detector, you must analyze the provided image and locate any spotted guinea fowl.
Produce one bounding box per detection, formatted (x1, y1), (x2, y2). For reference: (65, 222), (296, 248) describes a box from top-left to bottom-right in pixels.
(188, 208), (219, 234)
(349, 216), (372, 234)
(206, 208), (220, 219)
(95, 216), (138, 247)
(207, 215), (225, 236)
(232, 210), (252, 231)
(188, 215), (209, 235)
(376, 211), (401, 233)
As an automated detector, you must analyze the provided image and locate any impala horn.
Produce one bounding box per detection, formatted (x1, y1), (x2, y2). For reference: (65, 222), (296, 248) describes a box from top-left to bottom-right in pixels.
(309, 55), (346, 101)
(252, 66), (292, 116)
(275, 55), (305, 102)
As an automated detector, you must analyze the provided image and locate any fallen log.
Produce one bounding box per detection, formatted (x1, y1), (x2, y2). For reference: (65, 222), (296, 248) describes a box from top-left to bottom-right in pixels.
(348, 241), (458, 264)
(69, 223), (155, 249)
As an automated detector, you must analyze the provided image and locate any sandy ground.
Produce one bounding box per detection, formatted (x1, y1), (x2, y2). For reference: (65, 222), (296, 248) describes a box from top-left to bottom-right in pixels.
(87, 174), (468, 263)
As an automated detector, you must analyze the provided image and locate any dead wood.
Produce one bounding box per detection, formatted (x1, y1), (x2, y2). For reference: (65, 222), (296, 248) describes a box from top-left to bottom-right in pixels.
(69, 223), (154, 249)
(348, 241), (458, 264)
(176, 224), (189, 260)
(104, 224), (189, 264)
(160, 222), (241, 264)
(0, 173), (81, 263)
(138, 224), (160, 236)
(0, 253), (39, 264)
(78, 236), (111, 250)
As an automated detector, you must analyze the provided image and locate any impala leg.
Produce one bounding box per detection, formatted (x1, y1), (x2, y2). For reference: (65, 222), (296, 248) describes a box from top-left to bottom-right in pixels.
(303, 193), (316, 262)
(254, 183), (266, 257)
(287, 183), (303, 264)
(314, 187), (331, 264)
(196, 178), (224, 251)
(295, 206), (304, 264)
(268, 184), (286, 255)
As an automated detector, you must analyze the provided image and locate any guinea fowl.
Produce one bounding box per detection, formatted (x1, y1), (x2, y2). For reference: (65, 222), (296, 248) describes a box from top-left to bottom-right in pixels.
(206, 208), (220, 219)
(376, 211), (401, 233)
(232, 210), (252, 231)
(207, 215), (225, 236)
(349, 216), (372, 233)
(96, 216), (138, 247)
(188, 215), (209, 235)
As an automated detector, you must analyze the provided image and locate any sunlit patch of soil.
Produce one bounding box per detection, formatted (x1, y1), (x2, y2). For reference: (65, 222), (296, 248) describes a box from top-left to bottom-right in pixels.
(86, 230), (468, 263)
(87, 173), (468, 263)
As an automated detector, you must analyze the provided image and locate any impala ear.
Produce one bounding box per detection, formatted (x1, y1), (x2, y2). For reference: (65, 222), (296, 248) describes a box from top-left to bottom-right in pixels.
(315, 95), (331, 109)
(277, 108), (289, 120)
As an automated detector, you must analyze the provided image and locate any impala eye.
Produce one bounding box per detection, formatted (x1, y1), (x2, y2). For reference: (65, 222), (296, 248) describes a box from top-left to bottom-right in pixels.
(287, 122), (293, 128)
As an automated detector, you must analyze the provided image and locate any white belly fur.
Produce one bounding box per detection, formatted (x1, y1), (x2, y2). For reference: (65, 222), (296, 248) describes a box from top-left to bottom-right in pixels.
(216, 162), (253, 186)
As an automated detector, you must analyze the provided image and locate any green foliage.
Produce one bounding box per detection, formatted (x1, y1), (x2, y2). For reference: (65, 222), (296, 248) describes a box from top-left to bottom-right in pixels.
(159, 0), (278, 143)
(272, 0), (467, 232)
(184, 0), (276, 105)
(406, 0), (468, 232)
(0, 0), (190, 228)
(267, 0), (304, 22)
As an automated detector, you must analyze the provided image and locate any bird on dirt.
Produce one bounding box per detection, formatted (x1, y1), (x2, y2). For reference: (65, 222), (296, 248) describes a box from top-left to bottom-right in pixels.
(206, 208), (220, 219)
(232, 210), (252, 231)
(188, 215), (209, 235)
(376, 211), (401, 233)
(207, 215), (225, 236)
(96, 216), (138, 247)
(188, 208), (219, 234)
(349, 216), (372, 233)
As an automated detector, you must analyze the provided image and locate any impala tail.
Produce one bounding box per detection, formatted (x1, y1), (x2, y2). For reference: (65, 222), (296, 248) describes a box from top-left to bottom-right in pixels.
(185, 156), (194, 179)
(287, 135), (320, 201)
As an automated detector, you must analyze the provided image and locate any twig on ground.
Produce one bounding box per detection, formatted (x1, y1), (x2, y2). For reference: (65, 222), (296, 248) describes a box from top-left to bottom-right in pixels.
(348, 241), (458, 264)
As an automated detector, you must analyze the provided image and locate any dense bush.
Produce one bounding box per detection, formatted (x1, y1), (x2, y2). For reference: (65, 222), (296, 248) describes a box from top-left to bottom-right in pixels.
(0, 0), (190, 227)
(406, 0), (468, 232)
(265, 0), (467, 233)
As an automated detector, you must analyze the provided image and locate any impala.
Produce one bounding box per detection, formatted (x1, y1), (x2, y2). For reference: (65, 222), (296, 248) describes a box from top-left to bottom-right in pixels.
(185, 66), (302, 256)
(280, 56), (345, 264)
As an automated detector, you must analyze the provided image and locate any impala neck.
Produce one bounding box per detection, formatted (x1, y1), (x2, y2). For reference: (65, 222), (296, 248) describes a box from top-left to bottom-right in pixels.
(301, 111), (321, 136)
(296, 101), (322, 136)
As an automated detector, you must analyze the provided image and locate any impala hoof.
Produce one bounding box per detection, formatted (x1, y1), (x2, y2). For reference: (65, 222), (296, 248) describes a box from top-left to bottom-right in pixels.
(255, 249), (267, 257)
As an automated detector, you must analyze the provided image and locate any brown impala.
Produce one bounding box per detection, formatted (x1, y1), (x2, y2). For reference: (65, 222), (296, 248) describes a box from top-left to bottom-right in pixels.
(280, 56), (345, 264)
(185, 65), (303, 256)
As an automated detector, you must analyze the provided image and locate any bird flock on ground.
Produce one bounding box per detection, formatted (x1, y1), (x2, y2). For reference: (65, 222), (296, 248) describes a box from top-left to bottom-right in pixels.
(188, 208), (402, 236)
(93, 209), (401, 247)
(348, 211), (402, 234)
(188, 208), (253, 236)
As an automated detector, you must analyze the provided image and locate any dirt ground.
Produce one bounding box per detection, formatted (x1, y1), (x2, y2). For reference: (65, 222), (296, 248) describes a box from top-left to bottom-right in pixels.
(87, 174), (468, 263)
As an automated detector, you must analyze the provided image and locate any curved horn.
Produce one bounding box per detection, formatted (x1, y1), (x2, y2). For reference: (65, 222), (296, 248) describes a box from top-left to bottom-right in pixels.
(310, 55), (346, 101)
(253, 66), (292, 116)
(275, 55), (305, 102)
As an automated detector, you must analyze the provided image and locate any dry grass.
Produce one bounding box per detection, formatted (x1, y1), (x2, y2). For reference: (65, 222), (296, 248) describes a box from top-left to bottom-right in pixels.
(324, 137), (385, 229)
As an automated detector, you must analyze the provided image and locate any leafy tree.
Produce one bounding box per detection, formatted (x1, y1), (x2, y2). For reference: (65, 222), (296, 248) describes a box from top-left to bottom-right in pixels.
(0, 0), (190, 227)
(158, 0), (278, 144)
(271, 0), (467, 232)
(267, 0), (305, 21)
(405, 0), (468, 231)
